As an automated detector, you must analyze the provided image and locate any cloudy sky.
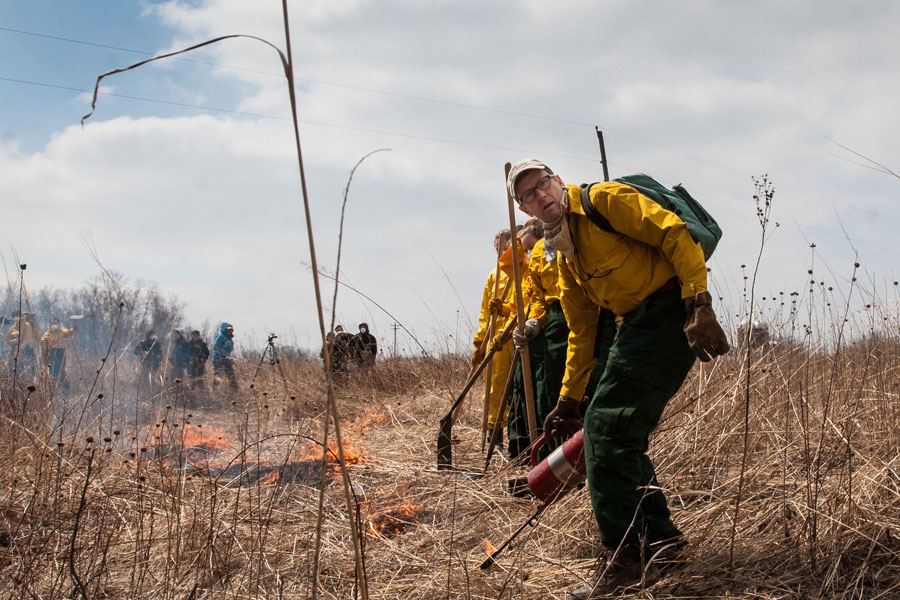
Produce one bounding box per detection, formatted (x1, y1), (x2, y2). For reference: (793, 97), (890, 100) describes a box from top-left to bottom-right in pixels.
(3, 1), (899, 354)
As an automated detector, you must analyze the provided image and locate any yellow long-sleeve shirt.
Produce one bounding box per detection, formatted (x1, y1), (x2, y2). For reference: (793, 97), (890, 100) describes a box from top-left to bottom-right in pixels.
(558, 182), (708, 400)
(5, 321), (39, 354)
(474, 267), (511, 348)
(42, 327), (75, 350)
(524, 238), (561, 326)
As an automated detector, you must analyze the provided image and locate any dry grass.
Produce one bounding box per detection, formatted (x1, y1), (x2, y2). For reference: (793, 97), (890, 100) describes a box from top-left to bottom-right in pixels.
(1, 333), (899, 599)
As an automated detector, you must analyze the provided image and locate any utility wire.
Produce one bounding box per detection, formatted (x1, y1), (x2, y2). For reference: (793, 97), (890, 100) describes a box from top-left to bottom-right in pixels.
(3, 74), (898, 257)
(4, 23), (900, 235)
(5, 25), (899, 229)
(0, 75), (601, 163)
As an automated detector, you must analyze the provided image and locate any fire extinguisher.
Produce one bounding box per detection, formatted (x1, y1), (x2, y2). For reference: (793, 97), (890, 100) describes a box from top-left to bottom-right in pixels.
(527, 424), (586, 502)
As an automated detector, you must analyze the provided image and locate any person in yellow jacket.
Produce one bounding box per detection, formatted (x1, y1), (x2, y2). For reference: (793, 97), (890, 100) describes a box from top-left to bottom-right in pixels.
(508, 220), (618, 462)
(471, 229), (523, 436)
(5, 312), (40, 379)
(508, 220), (564, 457)
(508, 159), (729, 597)
(42, 317), (76, 390)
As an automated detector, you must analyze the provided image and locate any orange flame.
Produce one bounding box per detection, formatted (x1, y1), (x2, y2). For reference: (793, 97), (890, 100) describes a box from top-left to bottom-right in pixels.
(366, 492), (424, 537)
(259, 470), (281, 486)
(291, 409), (386, 465)
(180, 425), (233, 451)
(485, 539), (496, 556)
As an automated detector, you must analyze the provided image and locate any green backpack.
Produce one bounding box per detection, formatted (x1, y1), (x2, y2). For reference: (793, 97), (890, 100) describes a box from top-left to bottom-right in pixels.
(579, 174), (722, 261)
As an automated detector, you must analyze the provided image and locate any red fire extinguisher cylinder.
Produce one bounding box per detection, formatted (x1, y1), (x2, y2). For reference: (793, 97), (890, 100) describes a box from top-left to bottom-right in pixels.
(527, 426), (586, 503)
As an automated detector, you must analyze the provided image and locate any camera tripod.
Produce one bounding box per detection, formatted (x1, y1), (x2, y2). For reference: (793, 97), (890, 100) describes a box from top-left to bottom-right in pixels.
(251, 333), (288, 387)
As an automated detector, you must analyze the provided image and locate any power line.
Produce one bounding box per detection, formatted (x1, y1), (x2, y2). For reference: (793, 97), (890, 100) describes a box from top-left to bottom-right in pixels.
(5, 24), (898, 224)
(0, 75), (601, 163)
(3, 73), (899, 256)
(0, 25), (778, 176)
(4, 23), (900, 240)
(0, 75), (288, 120)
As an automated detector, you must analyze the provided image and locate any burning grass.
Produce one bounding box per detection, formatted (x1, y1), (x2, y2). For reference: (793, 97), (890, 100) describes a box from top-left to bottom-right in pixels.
(1, 330), (900, 599)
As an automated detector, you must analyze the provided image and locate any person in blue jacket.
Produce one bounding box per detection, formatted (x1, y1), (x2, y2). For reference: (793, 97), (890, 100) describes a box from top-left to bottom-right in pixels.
(212, 322), (238, 391)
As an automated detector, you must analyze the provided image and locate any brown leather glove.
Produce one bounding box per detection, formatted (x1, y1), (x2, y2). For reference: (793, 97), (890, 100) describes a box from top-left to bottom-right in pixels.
(488, 298), (504, 316)
(543, 395), (582, 440)
(684, 291), (730, 362)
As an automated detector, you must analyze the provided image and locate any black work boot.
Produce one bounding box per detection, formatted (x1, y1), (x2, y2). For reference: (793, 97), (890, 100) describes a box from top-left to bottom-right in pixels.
(567, 556), (661, 599)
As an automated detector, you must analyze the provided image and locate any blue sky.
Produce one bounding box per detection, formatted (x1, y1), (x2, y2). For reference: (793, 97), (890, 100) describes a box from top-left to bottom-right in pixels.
(3, 0), (899, 353)
(1, 2), (176, 150)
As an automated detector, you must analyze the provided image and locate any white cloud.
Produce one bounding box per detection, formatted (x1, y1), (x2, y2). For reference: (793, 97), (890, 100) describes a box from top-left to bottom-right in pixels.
(5, 0), (900, 351)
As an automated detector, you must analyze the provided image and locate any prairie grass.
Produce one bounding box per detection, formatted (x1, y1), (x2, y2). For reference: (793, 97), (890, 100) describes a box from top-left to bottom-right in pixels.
(2, 296), (899, 600)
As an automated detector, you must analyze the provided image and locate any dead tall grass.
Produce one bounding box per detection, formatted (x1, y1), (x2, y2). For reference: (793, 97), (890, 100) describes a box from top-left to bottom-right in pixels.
(1, 325), (899, 599)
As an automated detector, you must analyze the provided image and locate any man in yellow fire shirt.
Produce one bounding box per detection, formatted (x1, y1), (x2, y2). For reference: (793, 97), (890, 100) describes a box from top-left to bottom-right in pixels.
(508, 158), (729, 597)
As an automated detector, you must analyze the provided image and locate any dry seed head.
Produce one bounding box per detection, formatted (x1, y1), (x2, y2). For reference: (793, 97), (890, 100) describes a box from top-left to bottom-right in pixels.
(26, 384), (36, 392)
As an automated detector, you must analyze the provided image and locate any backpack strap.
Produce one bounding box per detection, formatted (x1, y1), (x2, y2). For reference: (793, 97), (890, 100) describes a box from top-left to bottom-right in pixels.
(579, 183), (616, 234)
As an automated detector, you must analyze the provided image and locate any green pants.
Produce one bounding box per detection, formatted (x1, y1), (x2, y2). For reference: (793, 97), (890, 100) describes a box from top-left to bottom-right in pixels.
(583, 287), (695, 562)
(508, 302), (568, 458)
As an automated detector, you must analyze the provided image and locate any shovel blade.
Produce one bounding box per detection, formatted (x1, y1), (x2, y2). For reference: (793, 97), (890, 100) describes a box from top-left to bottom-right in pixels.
(437, 414), (453, 470)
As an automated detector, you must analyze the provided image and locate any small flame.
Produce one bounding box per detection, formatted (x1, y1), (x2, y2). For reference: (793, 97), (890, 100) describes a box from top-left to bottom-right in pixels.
(181, 425), (233, 451)
(485, 539), (496, 556)
(366, 492), (424, 537)
(260, 470), (281, 485)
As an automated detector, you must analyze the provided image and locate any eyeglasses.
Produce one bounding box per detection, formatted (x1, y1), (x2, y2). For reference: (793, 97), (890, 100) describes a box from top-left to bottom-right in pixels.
(518, 174), (554, 205)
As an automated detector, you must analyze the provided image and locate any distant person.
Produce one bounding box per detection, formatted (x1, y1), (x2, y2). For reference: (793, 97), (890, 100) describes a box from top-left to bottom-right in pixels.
(333, 324), (354, 377)
(212, 322), (238, 391)
(169, 329), (191, 382)
(351, 322), (378, 371)
(188, 330), (210, 390)
(42, 317), (76, 390)
(134, 329), (163, 378)
(737, 318), (770, 350)
(5, 312), (40, 379)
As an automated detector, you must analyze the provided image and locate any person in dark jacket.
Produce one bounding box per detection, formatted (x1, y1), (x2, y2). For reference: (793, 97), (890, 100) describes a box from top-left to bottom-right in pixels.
(188, 330), (210, 389)
(134, 329), (163, 377)
(169, 329), (191, 382)
(333, 324), (354, 378)
(350, 322), (377, 371)
(212, 322), (237, 391)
